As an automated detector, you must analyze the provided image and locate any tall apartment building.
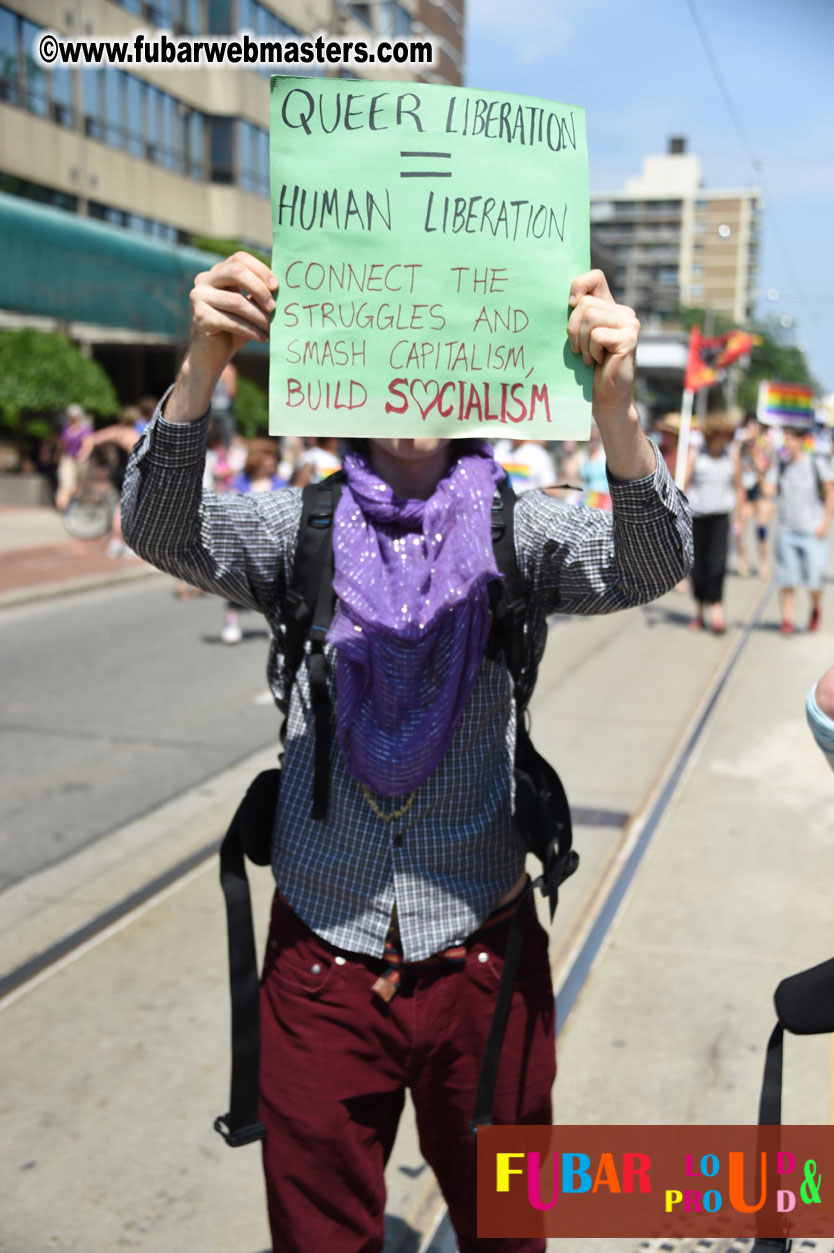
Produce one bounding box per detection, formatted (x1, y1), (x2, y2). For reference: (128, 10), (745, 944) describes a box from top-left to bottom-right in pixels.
(0, 0), (464, 396)
(590, 137), (761, 327)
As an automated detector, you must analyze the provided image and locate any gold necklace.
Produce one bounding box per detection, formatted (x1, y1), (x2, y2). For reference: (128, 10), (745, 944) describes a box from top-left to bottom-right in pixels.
(361, 785), (417, 824)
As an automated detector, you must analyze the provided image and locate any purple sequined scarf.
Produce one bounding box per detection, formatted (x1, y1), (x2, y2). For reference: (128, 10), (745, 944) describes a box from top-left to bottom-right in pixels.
(327, 442), (506, 796)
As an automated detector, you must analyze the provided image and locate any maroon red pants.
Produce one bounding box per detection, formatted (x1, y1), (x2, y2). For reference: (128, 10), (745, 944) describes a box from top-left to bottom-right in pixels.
(259, 891), (556, 1253)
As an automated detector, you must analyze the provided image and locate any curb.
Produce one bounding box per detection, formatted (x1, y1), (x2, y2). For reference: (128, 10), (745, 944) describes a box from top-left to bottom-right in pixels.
(0, 562), (166, 610)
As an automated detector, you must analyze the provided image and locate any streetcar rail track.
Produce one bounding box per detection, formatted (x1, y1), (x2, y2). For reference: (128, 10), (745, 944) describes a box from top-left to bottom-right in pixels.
(420, 578), (775, 1253)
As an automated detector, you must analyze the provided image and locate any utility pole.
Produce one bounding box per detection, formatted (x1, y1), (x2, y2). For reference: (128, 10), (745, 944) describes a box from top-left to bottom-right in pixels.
(695, 305), (714, 421)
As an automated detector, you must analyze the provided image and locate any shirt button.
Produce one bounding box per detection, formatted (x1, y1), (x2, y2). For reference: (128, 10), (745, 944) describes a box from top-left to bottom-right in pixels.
(311, 963), (322, 974)
(478, 951), (489, 964)
(334, 956), (346, 966)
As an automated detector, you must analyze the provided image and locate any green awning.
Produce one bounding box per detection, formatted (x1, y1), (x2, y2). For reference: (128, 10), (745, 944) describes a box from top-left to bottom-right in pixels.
(0, 192), (252, 342)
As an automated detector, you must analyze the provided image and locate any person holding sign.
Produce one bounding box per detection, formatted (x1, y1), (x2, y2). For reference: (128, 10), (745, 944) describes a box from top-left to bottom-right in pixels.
(121, 251), (692, 1253)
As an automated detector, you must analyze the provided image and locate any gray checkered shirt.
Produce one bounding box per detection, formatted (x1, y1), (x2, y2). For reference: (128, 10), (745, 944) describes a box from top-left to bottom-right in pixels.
(122, 399), (692, 961)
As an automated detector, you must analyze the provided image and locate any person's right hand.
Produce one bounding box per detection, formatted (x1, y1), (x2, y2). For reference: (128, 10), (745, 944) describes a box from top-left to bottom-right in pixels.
(166, 252), (278, 423)
(190, 251), (276, 371)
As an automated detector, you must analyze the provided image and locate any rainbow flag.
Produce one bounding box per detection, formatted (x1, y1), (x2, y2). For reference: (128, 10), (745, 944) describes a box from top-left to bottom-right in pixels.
(757, 379), (815, 425)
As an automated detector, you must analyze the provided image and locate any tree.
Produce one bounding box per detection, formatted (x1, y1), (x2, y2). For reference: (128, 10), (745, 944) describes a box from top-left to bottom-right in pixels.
(0, 329), (118, 443)
(234, 374), (268, 438)
(736, 318), (818, 414)
(190, 235), (271, 270)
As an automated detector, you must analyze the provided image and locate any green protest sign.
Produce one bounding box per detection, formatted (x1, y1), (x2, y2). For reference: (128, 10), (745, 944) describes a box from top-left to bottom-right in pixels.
(268, 77), (592, 439)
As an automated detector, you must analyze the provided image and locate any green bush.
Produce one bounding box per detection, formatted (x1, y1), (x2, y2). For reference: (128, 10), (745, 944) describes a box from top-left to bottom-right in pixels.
(234, 374), (268, 438)
(0, 329), (118, 439)
(191, 235), (271, 270)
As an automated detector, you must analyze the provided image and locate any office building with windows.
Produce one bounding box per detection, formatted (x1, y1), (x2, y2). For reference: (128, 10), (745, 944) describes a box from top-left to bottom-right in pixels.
(0, 0), (464, 397)
(590, 137), (761, 328)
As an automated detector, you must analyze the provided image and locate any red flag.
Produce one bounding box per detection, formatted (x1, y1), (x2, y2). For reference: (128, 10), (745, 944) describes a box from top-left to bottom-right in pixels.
(685, 325), (717, 392)
(714, 329), (755, 369)
(685, 326), (755, 391)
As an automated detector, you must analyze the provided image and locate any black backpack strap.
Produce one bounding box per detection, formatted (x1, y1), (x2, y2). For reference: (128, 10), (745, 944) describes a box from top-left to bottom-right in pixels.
(214, 769), (281, 1147)
(515, 723), (578, 921)
(748, 957), (834, 1246)
(756, 1021), (784, 1128)
(470, 881), (535, 1132)
(754, 955), (834, 1133)
(489, 480), (578, 916)
(284, 473), (345, 820)
(470, 481), (578, 1131)
(488, 479), (528, 691)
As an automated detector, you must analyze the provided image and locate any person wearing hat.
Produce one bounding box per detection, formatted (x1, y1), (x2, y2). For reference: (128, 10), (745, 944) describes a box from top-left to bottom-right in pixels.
(734, 412), (774, 578)
(55, 402), (93, 511)
(764, 424), (834, 634)
(120, 254), (693, 1253)
(654, 412), (681, 477)
(684, 412), (741, 633)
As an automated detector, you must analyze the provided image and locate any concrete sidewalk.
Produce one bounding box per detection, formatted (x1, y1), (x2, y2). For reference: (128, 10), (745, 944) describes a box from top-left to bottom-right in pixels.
(551, 575), (834, 1253)
(0, 505), (163, 606)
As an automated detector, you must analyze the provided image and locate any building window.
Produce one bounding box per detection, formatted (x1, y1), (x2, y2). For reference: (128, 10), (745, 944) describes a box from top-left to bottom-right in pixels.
(381, 1), (411, 37)
(119, 0), (203, 27)
(103, 66), (126, 148)
(0, 170), (78, 211)
(185, 110), (204, 178)
(126, 74), (146, 157)
(22, 19), (47, 116)
(0, 7), (18, 106)
(164, 93), (184, 170)
(50, 65), (74, 126)
(347, 3), (373, 27)
(210, 116), (234, 183)
(207, 0), (232, 34)
(239, 120), (269, 195)
(184, 0), (204, 34)
(239, 0), (301, 74)
(89, 199), (183, 241)
(82, 69), (104, 140)
(146, 0), (173, 25)
(89, 201), (128, 228)
(1, 8), (77, 124)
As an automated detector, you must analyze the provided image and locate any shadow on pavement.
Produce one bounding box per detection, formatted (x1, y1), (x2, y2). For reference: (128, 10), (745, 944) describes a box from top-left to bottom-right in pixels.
(383, 1213), (425, 1252)
(241, 1212), (427, 1253)
(641, 603), (699, 629)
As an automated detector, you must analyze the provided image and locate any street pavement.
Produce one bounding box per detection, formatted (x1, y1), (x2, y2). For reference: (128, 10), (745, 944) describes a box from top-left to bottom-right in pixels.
(0, 530), (833, 1251)
(0, 579), (283, 890)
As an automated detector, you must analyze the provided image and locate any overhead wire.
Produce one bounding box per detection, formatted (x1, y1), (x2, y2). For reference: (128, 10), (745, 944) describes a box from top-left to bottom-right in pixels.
(683, 0), (801, 293)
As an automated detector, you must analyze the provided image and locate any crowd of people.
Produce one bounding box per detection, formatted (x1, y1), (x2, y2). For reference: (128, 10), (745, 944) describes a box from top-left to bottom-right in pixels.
(492, 412), (834, 638)
(45, 394), (834, 642)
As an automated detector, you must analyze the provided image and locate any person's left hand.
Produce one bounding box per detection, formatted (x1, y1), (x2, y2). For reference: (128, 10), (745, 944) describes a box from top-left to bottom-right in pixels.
(567, 270), (640, 426)
(815, 522), (828, 539)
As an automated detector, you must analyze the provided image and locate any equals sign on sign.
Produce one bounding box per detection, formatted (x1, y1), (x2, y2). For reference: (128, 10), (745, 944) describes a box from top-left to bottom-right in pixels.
(400, 151), (452, 178)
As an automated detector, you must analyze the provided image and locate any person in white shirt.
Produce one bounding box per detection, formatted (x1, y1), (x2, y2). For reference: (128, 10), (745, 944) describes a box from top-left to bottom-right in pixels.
(291, 437), (342, 486)
(493, 438), (557, 494)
